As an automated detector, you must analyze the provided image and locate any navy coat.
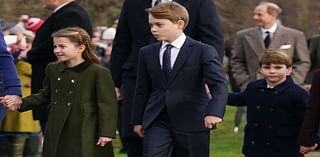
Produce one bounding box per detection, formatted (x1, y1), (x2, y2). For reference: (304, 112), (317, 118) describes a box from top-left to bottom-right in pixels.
(0, 25), (21, 96)
(228, 77), (308, 157)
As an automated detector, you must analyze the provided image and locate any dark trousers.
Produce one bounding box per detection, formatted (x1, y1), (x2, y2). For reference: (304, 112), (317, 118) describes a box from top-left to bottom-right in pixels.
(143, 109), (210, 157)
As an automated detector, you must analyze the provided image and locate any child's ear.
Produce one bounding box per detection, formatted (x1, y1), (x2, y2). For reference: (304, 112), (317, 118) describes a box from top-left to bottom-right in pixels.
(78, 44), (86, 53)
(177, 20), (185, 29)
(286, 66), (293, 75)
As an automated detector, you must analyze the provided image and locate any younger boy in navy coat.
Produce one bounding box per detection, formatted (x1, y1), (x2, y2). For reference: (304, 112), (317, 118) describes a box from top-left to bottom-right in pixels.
(132, 2), (227, 157)
(228, 49), (308, 157)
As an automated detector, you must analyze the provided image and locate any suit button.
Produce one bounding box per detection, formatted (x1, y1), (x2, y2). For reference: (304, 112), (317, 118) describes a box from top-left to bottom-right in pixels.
(67, 102), (71, 106)
(53, 101), (57, 105)
(251, 140), (255, 144)
(266, 142), (270, 145)
(69, 91), (72, 94)
(268, 125), (272, 128)
(260, 89), (264, 92)
(256, 106), (260, 109)
(253, 123), (258, 127)
(71, 79), (75, 83)
(57, 77), (61, 81)
(55, 89), (58, 93)
(274, 91), (279, 94)
(269, 108), (274, 112)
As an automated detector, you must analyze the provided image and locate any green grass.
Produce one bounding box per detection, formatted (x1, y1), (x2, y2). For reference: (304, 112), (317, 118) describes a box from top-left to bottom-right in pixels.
(113, 106), (245, 157)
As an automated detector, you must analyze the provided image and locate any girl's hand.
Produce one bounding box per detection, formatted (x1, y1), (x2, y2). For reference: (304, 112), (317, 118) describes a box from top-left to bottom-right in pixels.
(96, 136), (112, 147)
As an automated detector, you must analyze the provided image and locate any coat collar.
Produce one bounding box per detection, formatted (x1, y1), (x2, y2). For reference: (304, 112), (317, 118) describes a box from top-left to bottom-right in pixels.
(253, 76), (294, 93)
(57, 61), (91, 73)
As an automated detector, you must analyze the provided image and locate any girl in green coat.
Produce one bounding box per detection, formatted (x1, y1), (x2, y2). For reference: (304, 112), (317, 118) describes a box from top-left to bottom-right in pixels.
(2, 27), (118, 157)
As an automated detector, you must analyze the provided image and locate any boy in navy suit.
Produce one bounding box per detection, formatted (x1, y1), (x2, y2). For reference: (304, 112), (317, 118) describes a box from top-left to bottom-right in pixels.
(228, 50), (309, 157)
(132, 2), (227, 157)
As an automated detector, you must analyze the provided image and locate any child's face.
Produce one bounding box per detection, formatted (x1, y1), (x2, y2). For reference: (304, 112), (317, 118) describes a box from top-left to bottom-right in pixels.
(149, 15), (184, 43)
(53, 37), (85, 67)
(259, 63), (292, 85)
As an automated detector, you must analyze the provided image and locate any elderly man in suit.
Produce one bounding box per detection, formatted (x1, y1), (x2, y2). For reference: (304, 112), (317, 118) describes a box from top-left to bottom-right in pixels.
(231, 2), (310, 90)
(110, 0), (224, 156)
(25, 0), (92, 132)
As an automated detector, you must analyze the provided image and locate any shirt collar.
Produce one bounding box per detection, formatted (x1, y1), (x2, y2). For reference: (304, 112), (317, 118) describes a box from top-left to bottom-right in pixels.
(254, 76), (293, 93)
(161, 33), (186, 49)
(261, 23), (278, 34)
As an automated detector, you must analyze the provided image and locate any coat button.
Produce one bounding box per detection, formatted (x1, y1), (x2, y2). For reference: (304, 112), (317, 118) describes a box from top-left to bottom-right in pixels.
(268, 125), (272, 128)
(69, 91), (72, 94)
(253, 123), (258, 127)
(256, 106), (261, 109)
(251, 140), (255, 144)
(71, 80), (75, 83)
(54, 101), (57, 105)
(67, 102), (71, 106)
(266, 142), (270, 145)
(58, 77), (61, 81)
(55, 89), (58, 93)
(274, 91), (279, 94)
(260, 89), (264, 92)
(269, 108), (274, 112)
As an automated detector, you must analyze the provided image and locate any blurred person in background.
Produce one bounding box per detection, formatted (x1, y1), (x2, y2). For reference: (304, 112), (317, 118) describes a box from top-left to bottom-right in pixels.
(0, 28), (41, 157)
(231, 2), (310, 90)
(0, 23), (22, 157)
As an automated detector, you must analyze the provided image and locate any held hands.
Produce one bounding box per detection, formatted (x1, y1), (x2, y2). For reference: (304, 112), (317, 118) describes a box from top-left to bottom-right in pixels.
(204, 116), (222, 129)
(96, 136), (112, 147)
(300, 144), (318, 154)
(0, 95), (22, 111)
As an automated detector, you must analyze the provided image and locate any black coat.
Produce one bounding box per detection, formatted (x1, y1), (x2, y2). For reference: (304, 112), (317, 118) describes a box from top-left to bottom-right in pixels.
(27, 1), (93, 120)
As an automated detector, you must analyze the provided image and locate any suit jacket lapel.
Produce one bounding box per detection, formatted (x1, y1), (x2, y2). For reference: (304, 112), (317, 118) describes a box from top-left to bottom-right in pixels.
(269, 25), (286, 49)
(168, 37), (193, 83)
(245, 27), (264, 56)
(151, 43), (168, 85)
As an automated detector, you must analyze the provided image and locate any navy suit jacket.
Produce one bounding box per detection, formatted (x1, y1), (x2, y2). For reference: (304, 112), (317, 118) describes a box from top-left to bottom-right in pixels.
(26, 1), (92, 120)
(133, 37), (227, 131)
(0, 26), (21, 96)
(111, 0), (224, 87)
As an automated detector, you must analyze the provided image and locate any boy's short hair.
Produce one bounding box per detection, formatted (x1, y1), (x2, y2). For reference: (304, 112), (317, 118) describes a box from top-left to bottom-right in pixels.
(147, 2), (189, 29)
(259, 49), (292, 67)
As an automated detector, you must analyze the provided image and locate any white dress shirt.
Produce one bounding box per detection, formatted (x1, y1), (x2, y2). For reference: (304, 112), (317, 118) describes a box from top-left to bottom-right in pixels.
(159, 33), (186, 69)
(261, 23), (277, 40)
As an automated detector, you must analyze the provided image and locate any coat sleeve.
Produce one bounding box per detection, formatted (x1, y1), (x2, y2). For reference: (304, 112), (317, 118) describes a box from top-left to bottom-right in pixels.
(197, 0), (224, 61)
(291, 31), (310, 85)
(110, 0), (132, 88)
(202, 46), (228, 118)
(20, 63), (52, 111)
(95, 68), (118, 138)
(132, 48), (151, 125)
(0, 27), (21, 96)
(299, 70), (320, 146)
(231, 32), (250, 90)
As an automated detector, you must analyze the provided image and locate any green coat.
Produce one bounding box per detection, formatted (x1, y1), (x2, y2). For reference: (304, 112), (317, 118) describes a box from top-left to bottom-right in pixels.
(20, 61), (118, 157)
